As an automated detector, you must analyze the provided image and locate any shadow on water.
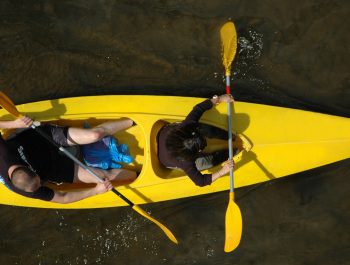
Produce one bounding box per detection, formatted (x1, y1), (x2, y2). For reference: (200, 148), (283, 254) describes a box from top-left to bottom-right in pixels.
(0, 0), (349, 265)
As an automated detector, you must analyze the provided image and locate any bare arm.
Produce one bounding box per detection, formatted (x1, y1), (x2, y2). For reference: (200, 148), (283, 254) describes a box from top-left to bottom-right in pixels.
(184, 159), (234, 187)
(211, 159), (234, 183)
(0, 116), (33, 129)
(50, 179), (113, 204)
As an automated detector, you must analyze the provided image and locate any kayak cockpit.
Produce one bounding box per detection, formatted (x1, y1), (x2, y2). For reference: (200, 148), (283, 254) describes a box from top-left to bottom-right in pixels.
(149, 119), (226, 180)
(30, 117), (145, 191)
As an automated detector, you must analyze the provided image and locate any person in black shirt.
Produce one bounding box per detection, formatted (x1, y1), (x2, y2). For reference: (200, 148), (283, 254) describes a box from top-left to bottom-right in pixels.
(157, 94), (252, 187)
(0, 117), (137, 203)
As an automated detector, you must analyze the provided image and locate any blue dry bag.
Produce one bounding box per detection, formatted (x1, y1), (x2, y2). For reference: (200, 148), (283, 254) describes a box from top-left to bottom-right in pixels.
(81, 136), (133, 170)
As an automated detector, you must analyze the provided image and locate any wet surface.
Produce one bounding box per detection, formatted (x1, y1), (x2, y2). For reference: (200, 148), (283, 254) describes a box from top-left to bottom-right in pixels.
(0, 1), (349, 264)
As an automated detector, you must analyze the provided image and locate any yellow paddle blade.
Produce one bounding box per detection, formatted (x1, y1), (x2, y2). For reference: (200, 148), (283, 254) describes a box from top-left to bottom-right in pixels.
(0, 91), (22, 117)
(224, 192), (242, 252)
(220, 22), (237, 76)
(132, 205), (178, 244)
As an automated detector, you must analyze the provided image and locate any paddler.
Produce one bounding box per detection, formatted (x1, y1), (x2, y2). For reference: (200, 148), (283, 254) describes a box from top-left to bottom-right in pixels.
(157, 94), (252, 186)
(0, 118), (137, 203)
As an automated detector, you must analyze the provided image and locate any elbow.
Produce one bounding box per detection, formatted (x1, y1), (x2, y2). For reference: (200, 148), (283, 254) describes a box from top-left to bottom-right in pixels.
(191, 174), (212, 187)
(59, 199), (71, 204)
(51, 192), (70, 204)
(195, 181), (209, 187)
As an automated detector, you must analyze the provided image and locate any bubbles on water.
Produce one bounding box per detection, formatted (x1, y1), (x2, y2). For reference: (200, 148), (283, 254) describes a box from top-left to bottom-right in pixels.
(35, 209), (163, 264)
(216, 27), (265, 92)
(228, 27), (272, 99)
(238, 29), (264, 60)
(206, 245), (215, 257)
(235, 28), (264, 80)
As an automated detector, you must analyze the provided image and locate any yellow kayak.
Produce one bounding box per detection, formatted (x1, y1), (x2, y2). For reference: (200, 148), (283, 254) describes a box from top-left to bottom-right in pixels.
(1, 95), (350, 209)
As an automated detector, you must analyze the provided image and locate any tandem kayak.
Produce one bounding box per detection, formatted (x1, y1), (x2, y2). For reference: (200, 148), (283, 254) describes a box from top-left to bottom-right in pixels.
(1, 95), (350, 209)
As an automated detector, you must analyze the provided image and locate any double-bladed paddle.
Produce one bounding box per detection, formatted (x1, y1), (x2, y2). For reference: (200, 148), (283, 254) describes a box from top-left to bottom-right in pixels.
(220, 21), (243, 252)
(0, 91), (178, 244)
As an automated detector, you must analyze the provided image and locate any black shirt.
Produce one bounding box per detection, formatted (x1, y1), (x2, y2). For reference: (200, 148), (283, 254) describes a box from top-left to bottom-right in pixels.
(0, 126), (74, 201)
(158, 99), (214, 186)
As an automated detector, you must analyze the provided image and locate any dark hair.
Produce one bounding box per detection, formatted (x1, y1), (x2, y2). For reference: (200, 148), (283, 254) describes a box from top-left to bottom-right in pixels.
(11, 166), (39, 192)
(166, 123), (207, 161)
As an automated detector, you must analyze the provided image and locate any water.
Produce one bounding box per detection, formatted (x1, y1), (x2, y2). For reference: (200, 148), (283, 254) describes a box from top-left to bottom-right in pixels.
(0, 1), (349, 264)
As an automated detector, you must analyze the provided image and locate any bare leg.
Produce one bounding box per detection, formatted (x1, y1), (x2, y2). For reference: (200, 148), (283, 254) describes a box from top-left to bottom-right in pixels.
(66, 119), (134, 146)
(73, 164), (137, 185)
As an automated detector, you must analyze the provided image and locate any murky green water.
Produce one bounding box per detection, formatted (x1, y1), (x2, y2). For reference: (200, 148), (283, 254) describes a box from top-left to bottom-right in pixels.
(0, 1), (349, 264)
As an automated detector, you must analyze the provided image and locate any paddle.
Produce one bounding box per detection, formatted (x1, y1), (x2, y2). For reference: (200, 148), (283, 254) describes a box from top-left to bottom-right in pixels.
(220, 22), (243, 252)
(0, 91), (178, 244)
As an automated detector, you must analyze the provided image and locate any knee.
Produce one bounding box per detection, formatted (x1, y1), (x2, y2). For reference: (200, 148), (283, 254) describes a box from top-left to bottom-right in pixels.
(125, 119), (135, 127)
(123, 119), (136, 129)
(89, 128), (106, 142)
(129, 171), (137, 180)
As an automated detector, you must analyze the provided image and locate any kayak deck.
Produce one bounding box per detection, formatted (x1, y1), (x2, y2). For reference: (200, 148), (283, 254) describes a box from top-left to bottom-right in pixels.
(1, 95), (350, 209)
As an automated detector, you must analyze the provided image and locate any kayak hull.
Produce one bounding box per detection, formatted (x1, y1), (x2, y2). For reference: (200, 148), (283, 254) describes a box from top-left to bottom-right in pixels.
(1, 95), (349, 209)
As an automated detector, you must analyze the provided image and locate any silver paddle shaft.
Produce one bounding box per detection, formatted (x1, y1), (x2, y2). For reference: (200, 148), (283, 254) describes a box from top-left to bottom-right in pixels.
(226, 76), (234, 193)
